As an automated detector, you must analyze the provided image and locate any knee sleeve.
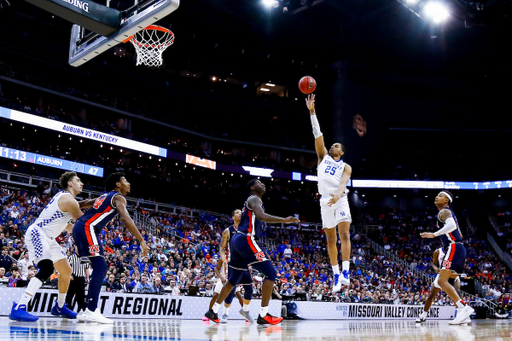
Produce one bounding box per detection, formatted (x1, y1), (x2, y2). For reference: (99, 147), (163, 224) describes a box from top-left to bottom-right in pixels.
(243, 284), (253, 300)
(35, 259), (55, 282)
(252, 260), (276, 282)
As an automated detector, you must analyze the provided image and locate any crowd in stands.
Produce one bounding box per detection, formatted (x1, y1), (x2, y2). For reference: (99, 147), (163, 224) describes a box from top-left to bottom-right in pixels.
(3, 182), (511, 318)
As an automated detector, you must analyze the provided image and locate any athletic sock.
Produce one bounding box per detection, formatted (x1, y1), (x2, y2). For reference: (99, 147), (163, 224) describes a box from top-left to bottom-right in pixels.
(342, 261), (350, 272)
(212, 302), (221, 314)
(332, 264), (340, 275)
(243, 303), (250, 312)
(224, 306), (230, 316)
(17, 277), (43, 307)
(57, 293), (66, 308)
(421, 311), (428, 319)
(455, 300), (466, 309)
(260, 306), (268, 317)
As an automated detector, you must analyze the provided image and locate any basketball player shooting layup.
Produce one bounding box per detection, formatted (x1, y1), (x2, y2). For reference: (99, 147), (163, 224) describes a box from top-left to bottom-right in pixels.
(73, 172), (148, 324)
(10, 172), (96, 322)
(420, 190), (474, 325)
(306, 94), (353, 294)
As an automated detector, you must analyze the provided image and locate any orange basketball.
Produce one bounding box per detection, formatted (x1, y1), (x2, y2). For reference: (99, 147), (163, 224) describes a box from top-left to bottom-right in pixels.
(298, 76), (317, 94)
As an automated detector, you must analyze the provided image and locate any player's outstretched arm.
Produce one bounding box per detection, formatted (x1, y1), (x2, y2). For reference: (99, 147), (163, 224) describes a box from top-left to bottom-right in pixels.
(114, 195), (149, 257)
(248, 196), (299, 224)
(306, 94), (328, 163)
(78, 198), (97, 209)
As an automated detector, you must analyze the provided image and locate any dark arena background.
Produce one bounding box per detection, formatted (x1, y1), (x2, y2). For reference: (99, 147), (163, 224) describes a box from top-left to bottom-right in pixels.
(1, 0), (512, 339)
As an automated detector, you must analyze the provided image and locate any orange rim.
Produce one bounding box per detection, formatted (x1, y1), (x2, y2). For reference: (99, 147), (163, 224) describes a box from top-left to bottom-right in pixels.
(122, 25), (174, 47)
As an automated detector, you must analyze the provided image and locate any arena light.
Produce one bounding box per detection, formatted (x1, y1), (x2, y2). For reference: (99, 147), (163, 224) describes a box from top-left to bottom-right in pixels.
(423, 2), (450, 23)
(262, 0), (279, 8)
(260, 88), (270, 92)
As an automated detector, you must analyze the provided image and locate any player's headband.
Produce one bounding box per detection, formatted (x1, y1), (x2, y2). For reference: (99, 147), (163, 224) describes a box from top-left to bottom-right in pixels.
(439, 191), (453, 203)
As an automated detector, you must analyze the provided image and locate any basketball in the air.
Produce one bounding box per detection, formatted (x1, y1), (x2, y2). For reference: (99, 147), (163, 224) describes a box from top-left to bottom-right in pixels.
(298, 76), (316, 94)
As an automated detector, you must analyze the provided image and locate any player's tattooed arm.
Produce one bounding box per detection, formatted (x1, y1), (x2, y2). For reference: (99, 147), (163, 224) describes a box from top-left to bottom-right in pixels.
(438, 208), (453, 223)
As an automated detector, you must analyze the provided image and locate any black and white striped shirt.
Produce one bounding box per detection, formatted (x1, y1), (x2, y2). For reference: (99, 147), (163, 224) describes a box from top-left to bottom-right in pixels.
(68, 253), (88, 278)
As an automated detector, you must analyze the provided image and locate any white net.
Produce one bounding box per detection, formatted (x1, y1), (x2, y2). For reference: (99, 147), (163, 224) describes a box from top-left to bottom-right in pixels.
(130, 26), (175, 67)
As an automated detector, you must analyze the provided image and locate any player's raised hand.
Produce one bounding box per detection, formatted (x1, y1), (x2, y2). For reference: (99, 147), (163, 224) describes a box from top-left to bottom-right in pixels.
(420, 232), (435, 239)
(327, 193), (341, 207)
(306, 94), (315, 111)
(283, 216), (300, 224)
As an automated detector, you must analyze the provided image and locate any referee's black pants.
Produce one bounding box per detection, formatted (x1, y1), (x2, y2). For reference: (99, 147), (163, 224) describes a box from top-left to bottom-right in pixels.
(66, 276), (86, 312)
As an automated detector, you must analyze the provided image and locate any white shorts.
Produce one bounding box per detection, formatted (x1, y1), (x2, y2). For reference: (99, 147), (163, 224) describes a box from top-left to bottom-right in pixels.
(214, 279), (223, 294)
(320, 195), (352, 229)
(25, 225), (66, 264)
(214, 279), (243, 294)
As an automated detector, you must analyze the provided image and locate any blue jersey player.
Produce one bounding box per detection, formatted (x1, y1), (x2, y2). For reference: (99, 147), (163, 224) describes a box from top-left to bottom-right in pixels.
(205, 179), (299, 325)
(420, 190), (474, 324)
(73, 172), (148, 323)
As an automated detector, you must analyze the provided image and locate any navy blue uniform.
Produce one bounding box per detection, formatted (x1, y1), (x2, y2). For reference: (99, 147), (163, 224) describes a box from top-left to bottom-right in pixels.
(73, 191), (121, 257)
(230, 196), (268, 271)
(225, 225), (252, 285)
(228, 195), (276, 286)
(437, 207), (466, 274)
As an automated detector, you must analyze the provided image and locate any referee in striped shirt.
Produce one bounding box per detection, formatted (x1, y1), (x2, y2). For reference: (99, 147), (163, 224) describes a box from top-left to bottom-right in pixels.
(66, 244), (89, 312)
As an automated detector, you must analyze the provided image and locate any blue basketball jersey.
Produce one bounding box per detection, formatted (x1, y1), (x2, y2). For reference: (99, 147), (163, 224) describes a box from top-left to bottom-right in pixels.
(238, 195), (265, 238)
(79, 191), (121, 233)
(437, 207), (463, 248)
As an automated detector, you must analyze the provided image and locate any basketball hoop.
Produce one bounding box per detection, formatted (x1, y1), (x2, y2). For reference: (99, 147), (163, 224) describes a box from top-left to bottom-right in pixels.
(126, 25), (174, 67)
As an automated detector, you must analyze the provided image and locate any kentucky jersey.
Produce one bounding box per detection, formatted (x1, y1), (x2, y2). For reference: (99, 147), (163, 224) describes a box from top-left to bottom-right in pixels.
(78, 191), (121, 234)
(32, 191), (74, 238)
(238, 195), (265, 238)
(317, 155), (348, 200)
(437, 207), (463, 248)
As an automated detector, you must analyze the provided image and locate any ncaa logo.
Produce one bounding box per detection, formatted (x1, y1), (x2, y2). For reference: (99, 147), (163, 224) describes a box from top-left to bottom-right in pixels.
(336, 305), (348, 317)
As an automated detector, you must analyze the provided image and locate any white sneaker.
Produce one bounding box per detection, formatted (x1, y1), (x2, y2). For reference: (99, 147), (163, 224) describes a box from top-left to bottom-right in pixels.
(220, 314), (228, 323)
(80, 308), (114, 324)
(339, 270), (350, 286)
(332, 274), (342, 294)
(448, 306), (474, 325)
(461, 317), (471, 324)
(415, 316), (426, 323)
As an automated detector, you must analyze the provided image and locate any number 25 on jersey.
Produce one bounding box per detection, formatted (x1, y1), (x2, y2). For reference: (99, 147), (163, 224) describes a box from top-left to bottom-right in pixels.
(325, 166), (337, 175)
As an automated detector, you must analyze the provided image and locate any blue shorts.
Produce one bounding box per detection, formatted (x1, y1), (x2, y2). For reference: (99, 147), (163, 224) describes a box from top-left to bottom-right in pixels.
(227, 265), (252, 285)
(229, 233), (268, 270)
(441, 243), (466, 274)
(72, 220), (104, 258)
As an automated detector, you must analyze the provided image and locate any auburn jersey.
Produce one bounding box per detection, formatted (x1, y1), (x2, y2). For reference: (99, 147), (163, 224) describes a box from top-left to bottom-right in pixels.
(238, 195), (265, 238)
(437, 207), (463, 248)
(78, 191), (121, 234)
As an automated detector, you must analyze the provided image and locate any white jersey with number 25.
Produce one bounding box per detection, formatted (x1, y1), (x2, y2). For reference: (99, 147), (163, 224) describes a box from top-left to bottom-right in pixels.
(317, 155), (348, 200)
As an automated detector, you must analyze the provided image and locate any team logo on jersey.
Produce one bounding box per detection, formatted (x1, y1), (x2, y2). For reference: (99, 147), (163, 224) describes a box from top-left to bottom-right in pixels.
(255, 251), (266, 261)
(93, 196), (107, 209)
(340, 211), (346, 216)
(89, 245), (100, 254)
(442, 260), (452, 269)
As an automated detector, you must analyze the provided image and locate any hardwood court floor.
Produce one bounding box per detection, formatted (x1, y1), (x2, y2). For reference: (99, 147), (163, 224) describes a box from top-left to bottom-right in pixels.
(1, 317), (511, 340)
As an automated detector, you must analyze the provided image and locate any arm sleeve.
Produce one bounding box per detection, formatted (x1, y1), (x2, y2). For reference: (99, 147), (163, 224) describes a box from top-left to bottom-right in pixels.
(433, 217), (457, 237)
(310, 115), (323, 138)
